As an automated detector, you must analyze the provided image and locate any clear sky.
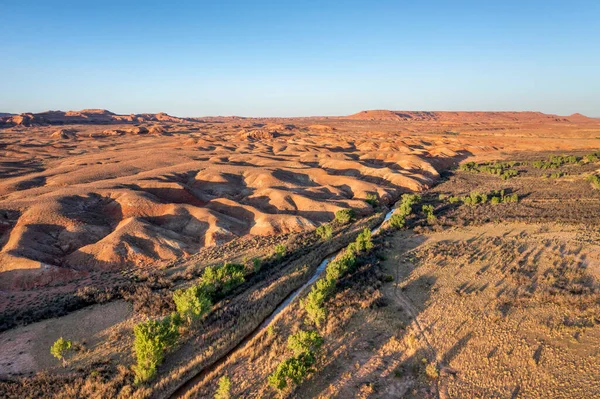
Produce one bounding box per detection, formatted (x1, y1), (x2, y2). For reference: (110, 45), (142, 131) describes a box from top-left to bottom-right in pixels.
(1, 0), (599, 117)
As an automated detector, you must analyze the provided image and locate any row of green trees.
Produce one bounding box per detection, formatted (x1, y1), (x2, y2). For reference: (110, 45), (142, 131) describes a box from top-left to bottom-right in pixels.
(389, 193), (422, 229)
(532, 154), (580, 169)
(446, 189), (518, 206)
(133, 262), (247, 383)
(268, 222), (377, 392)
(302, 227), (373, 326)
(459, 161), (520, 180)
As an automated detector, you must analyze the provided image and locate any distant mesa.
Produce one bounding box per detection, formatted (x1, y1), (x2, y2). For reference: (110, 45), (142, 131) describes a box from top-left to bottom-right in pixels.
(346, 110), (594, 123)
(0, 109), (187, 128)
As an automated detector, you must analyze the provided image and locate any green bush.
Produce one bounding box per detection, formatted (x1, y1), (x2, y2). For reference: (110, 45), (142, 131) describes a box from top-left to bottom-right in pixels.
(274, 244), (287, 259)
(389, 213), (406, 229)
(202, 262), (245, 294)
(302, 282), (330, 326)
(448, 195), (460, 204)
(335, 209), (355, 224)
(304, 226), (373, 326)
(588, 174), (600, 190)
(388, 193), (421, 229)
(490, 196), (501, 205)
(422, 204), (436, 224)
(287, 330), (323, 356)
(268, 352), (316, 390)
(173, 285), (212, 324)
(133, 314), (180, 383)
(50, 337), (73, 365)
(215, 375), (232, 399)
(316, 223), (333, 241)
(365, 193), (379, 207)
(269, 331), (322, 391)
(252, 257), (262, 272)
(353, 228), (373, 253)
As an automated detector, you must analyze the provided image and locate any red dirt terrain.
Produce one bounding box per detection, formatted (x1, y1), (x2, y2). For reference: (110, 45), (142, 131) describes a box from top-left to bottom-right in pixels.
(0, 110), (599, 291)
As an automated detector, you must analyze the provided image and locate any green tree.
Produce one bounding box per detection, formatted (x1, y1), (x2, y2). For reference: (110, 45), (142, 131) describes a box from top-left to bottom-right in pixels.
(133, 315), (180, 384)
(274, 244), (287, 259)
(334, 209), (355, 224)
(316, 223), (333, 240)
(287, 330), (323, 356)
(50, 337), (73, 366)
(173, 285), (212, 324)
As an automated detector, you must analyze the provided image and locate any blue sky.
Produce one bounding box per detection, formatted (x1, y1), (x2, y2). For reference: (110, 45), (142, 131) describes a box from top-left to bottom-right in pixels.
(1, 1), (599, 117)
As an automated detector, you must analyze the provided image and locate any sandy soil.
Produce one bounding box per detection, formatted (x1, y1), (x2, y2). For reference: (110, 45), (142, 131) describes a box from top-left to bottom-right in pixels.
(0, 300), (132, 377)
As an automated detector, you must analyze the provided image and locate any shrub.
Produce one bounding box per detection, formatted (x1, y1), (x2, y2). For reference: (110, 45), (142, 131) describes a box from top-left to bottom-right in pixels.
(353, 228), (373, 253)
(365, 193), (379, 207)
(50, 337), (73, 365)
(202, 262), (245, 294)
(173, 285), (212, 324)
(588, 174), (600, 190)
(448, 195), (461, 204)
(335, 209), (355, 224)
(316, 224), (333, 241)
(303, 283), (329, 326)
(425, 362), (440, 380)
(252, 257), (262, 272)
(287, 330), (323, 355)
(133, 314), (180, 383)
(268, 351), (317, 390)
(422, 204), (436, 224)
(490, 196), (501, 205)
(215, 375), (232, 399)
(274, 244), (287, 258)
(389, 213), (406, 229)
(388, 193), (422, 229)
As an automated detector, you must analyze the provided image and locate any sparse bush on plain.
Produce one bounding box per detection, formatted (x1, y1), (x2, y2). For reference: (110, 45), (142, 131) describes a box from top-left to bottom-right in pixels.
(459, 161), (519, 179)
(335, 209), (355, 224)
(425, 362), (440, 380)
(50, 337), (73, 366)
(214, 375), (232, 399)
(448, 189), (517, 206)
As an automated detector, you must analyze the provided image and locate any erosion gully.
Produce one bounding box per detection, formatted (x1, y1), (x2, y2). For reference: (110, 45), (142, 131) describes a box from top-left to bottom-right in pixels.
(170, 206), (397, 398)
